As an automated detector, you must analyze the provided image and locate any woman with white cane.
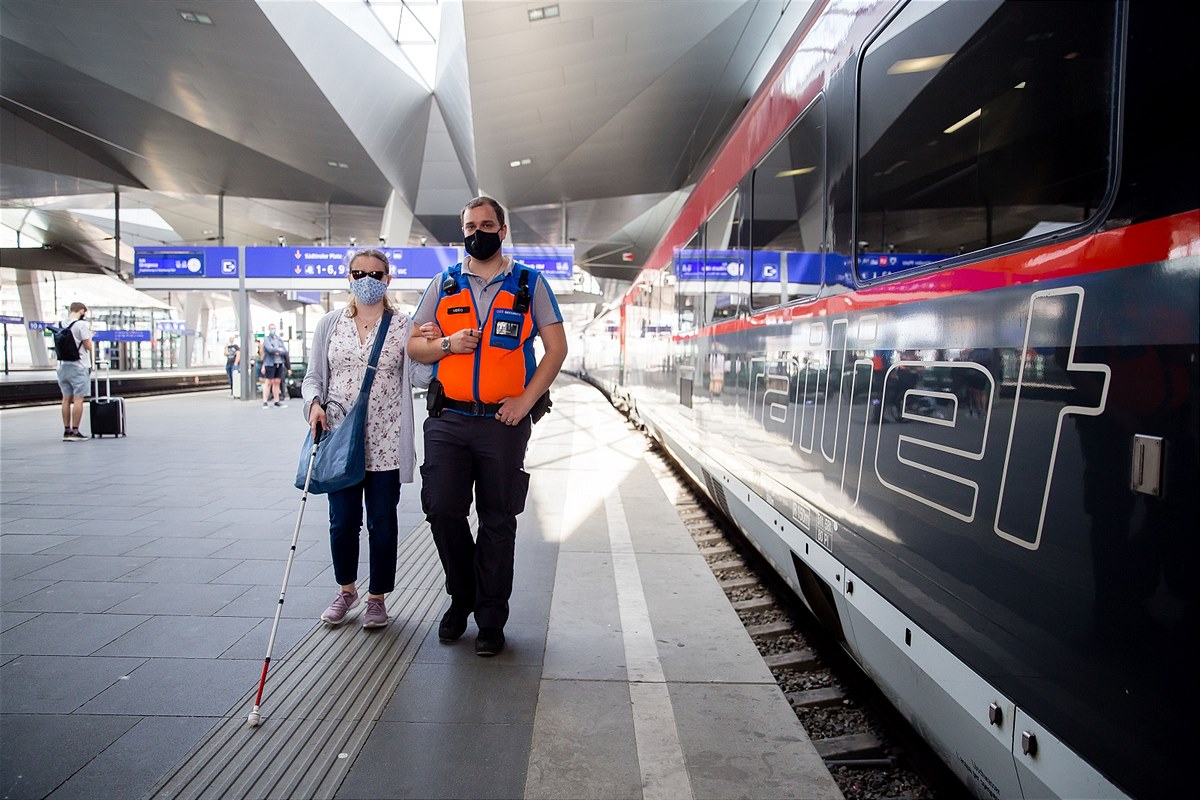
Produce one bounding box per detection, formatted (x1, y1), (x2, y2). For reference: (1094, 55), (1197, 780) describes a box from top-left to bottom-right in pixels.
(248, 248), (434, 727)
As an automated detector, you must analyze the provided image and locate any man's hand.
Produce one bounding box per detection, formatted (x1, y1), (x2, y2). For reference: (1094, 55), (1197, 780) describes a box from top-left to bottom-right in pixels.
(495, 393), (535, 426)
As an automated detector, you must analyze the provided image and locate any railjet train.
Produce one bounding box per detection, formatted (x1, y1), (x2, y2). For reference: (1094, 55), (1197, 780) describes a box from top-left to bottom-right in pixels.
(568, 1), (1197, 798)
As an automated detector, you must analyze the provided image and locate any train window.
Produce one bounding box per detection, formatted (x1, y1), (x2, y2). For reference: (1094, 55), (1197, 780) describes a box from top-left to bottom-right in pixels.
(750, 96), (826, 309)
(705, 189), (744, 322)
(856, 0), (1117, 281)
(674, 230), (702, 334)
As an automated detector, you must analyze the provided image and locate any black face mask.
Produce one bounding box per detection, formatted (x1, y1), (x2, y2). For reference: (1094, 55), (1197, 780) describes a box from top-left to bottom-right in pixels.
(464, 229), (502, 261)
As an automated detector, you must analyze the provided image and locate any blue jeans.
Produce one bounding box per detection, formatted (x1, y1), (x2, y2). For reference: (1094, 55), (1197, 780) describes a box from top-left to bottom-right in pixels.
(327, 469), (401, 595)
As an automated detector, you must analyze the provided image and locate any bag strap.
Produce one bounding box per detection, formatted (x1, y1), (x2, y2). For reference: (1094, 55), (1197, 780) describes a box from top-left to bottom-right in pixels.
(357, 310), (393, 398)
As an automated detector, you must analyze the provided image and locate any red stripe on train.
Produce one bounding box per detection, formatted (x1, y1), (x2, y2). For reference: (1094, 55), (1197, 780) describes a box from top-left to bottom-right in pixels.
(670, 209), (1200, 340)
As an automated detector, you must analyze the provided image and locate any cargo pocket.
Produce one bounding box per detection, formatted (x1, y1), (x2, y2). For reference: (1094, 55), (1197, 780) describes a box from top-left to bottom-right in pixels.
(419, 463), (434, 516)
(507, 468), (530, 515)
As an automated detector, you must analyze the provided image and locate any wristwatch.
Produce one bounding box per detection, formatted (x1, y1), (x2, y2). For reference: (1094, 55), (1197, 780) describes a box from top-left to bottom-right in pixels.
(440, 337), (451, 354)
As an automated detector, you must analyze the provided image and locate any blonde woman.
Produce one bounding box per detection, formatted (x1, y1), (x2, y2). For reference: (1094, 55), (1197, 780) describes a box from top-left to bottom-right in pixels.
(301, 248), (435, 629)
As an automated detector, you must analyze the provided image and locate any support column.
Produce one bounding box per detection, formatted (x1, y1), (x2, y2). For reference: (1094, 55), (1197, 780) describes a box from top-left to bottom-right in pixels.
(182, 292), (202, 368)
(198, 303), (212, 365)
(17, 270), (51, 368)
(237, 246), (252, 400)
(379, 190), (414, 247)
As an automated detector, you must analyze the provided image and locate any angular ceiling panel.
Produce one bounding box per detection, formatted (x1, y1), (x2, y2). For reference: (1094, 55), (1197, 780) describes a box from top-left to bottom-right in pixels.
(1, 0), (810, 294)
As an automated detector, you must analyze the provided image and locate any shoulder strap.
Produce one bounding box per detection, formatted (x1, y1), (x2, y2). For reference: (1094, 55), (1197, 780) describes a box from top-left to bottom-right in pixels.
(358, 311), (392, 396)
(513, 265), (533, 313)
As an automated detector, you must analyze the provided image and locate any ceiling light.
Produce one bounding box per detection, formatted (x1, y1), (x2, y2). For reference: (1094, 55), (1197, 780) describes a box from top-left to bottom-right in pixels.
(510, 160), (522, 168)
(775, 167), (815, 178)
(887, 53), (952, 75)
(179, 10), (213, 25)
(528, 4), (558, 22)
(944, 108), (981, 135)
(326, 161), (348, 168)
(509, 158), (533, 168)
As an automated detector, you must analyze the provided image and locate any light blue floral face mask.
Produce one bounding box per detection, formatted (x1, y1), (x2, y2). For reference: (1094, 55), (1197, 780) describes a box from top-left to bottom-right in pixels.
(351, 276), (388, 305)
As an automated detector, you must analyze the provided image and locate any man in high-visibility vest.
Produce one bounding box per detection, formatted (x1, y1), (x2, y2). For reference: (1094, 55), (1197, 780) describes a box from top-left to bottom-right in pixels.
(408, 195), (567, 657)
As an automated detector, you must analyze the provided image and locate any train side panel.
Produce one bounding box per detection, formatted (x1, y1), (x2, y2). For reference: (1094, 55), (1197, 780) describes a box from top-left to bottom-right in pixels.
(604, 1), (1199, 798)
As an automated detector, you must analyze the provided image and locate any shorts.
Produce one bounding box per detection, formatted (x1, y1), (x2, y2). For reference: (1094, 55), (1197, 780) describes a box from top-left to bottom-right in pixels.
(57, 361), (90, 397)
(263, 364), (285, 380)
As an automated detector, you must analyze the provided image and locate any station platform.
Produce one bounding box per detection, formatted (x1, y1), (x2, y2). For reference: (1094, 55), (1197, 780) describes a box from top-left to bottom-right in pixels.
(0, 377), (843, 800)
(0, 366), (229, 407)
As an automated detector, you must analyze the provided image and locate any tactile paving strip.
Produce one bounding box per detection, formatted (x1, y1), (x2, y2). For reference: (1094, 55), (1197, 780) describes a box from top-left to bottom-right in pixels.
(148, 522), (446, 800)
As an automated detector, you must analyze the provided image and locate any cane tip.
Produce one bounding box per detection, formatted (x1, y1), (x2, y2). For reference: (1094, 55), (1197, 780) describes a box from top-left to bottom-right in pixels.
(247, 710), (261, 727)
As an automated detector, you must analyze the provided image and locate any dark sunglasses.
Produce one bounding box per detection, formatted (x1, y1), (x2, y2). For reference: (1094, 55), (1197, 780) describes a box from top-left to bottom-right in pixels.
(350, 270), (386, 281)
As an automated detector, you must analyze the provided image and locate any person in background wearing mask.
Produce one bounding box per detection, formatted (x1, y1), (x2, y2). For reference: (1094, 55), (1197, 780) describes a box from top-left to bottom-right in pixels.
(301, 249), (439, 629)
(261, 324), (288, 408)
(55, 301), (93, 441)
(224, 335), (240, 397)
(408, 195), (567, 657)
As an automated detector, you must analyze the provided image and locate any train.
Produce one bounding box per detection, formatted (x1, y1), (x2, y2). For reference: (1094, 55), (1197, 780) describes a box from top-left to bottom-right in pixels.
(566, 1), (1197, 798)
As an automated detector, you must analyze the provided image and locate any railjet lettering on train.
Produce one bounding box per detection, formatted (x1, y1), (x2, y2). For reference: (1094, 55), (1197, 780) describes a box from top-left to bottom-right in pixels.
(746, 286), (1109, 552)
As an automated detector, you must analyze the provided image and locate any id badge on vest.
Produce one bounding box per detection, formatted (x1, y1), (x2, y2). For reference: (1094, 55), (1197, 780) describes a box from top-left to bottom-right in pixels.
(489, 308), (523, 350)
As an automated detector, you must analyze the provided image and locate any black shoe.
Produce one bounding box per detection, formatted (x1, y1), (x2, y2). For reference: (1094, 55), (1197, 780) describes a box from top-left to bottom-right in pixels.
(438, 607), (469, 642)
(475, 627), (505, 657)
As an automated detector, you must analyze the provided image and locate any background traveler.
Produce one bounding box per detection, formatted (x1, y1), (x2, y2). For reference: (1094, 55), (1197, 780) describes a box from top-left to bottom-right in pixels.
(224, 335), (240, 397)
(408, 195), (567, 656)
(54, 301), (93, 441)
(262, 325), (288, 408)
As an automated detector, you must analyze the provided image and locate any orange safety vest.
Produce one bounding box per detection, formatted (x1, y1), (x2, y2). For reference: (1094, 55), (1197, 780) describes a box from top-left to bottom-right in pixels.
(433, 263), (539, 403)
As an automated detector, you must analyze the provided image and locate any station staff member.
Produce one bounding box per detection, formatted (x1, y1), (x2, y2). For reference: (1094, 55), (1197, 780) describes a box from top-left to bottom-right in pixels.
(408, 195), (567, 657)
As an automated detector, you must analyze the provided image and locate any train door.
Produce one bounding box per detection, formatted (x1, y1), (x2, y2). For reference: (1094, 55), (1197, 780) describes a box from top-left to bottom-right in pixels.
(674, 230), (702, 414)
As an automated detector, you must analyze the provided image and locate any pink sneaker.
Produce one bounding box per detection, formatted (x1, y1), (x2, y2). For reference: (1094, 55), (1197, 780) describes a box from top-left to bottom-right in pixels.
(320, 589), (359, 625)
(361, 597), (388, 629)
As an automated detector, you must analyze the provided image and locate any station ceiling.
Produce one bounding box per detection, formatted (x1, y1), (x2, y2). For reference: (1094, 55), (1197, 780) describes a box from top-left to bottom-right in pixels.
(1, 0), (813, 290)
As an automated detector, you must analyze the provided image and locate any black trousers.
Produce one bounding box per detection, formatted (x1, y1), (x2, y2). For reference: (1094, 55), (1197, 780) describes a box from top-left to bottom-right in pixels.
(420, 412), (531, 630)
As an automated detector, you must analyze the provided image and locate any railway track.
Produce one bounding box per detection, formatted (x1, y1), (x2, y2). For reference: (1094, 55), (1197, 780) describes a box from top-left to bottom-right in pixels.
(643, 439), (969, 800)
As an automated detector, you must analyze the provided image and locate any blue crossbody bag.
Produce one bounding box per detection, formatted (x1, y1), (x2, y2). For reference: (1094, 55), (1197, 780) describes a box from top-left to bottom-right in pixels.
(294, 311), (392, 494)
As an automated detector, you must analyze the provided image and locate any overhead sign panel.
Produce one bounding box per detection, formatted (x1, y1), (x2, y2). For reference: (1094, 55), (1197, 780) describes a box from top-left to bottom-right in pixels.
(134, 248), (239, 278)
(243, 246), (458, 279)
(675, 249), (783, 282)
(509, 245), (573, 280)
(94, 329), (153, 342)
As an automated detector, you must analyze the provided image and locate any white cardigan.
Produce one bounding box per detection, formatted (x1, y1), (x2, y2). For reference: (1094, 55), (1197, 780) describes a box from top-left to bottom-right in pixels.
(300, 308), (428, 483)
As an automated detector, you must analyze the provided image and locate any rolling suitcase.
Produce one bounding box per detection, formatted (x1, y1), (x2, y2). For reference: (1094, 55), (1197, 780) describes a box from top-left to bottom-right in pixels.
(90, 360), (127, 437)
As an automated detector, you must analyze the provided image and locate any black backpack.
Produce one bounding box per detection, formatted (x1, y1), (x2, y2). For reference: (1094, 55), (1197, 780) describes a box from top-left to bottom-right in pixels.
(51, 320), (81, 361)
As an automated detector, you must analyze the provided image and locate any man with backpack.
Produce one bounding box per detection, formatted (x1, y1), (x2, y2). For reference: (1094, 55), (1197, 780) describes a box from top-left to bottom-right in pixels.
(54, 302), (93, 441)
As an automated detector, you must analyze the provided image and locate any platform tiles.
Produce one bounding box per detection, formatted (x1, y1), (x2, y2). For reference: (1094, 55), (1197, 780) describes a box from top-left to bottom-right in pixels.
(0, 379), (843, 800)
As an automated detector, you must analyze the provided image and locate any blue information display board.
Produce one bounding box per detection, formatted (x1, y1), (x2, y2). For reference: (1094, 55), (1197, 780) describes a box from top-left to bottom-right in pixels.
(509, 246), (573, 280)
(243, 246), (459, 279)
(856, 252), (945, 281)
(675, 249), (787, 282)
(0, 315), (24, 325)
(133, 244), (575, 286)
(671, 250), (944, 283)
(135, 248), (239, 278)
(94, 330), (153, 342)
